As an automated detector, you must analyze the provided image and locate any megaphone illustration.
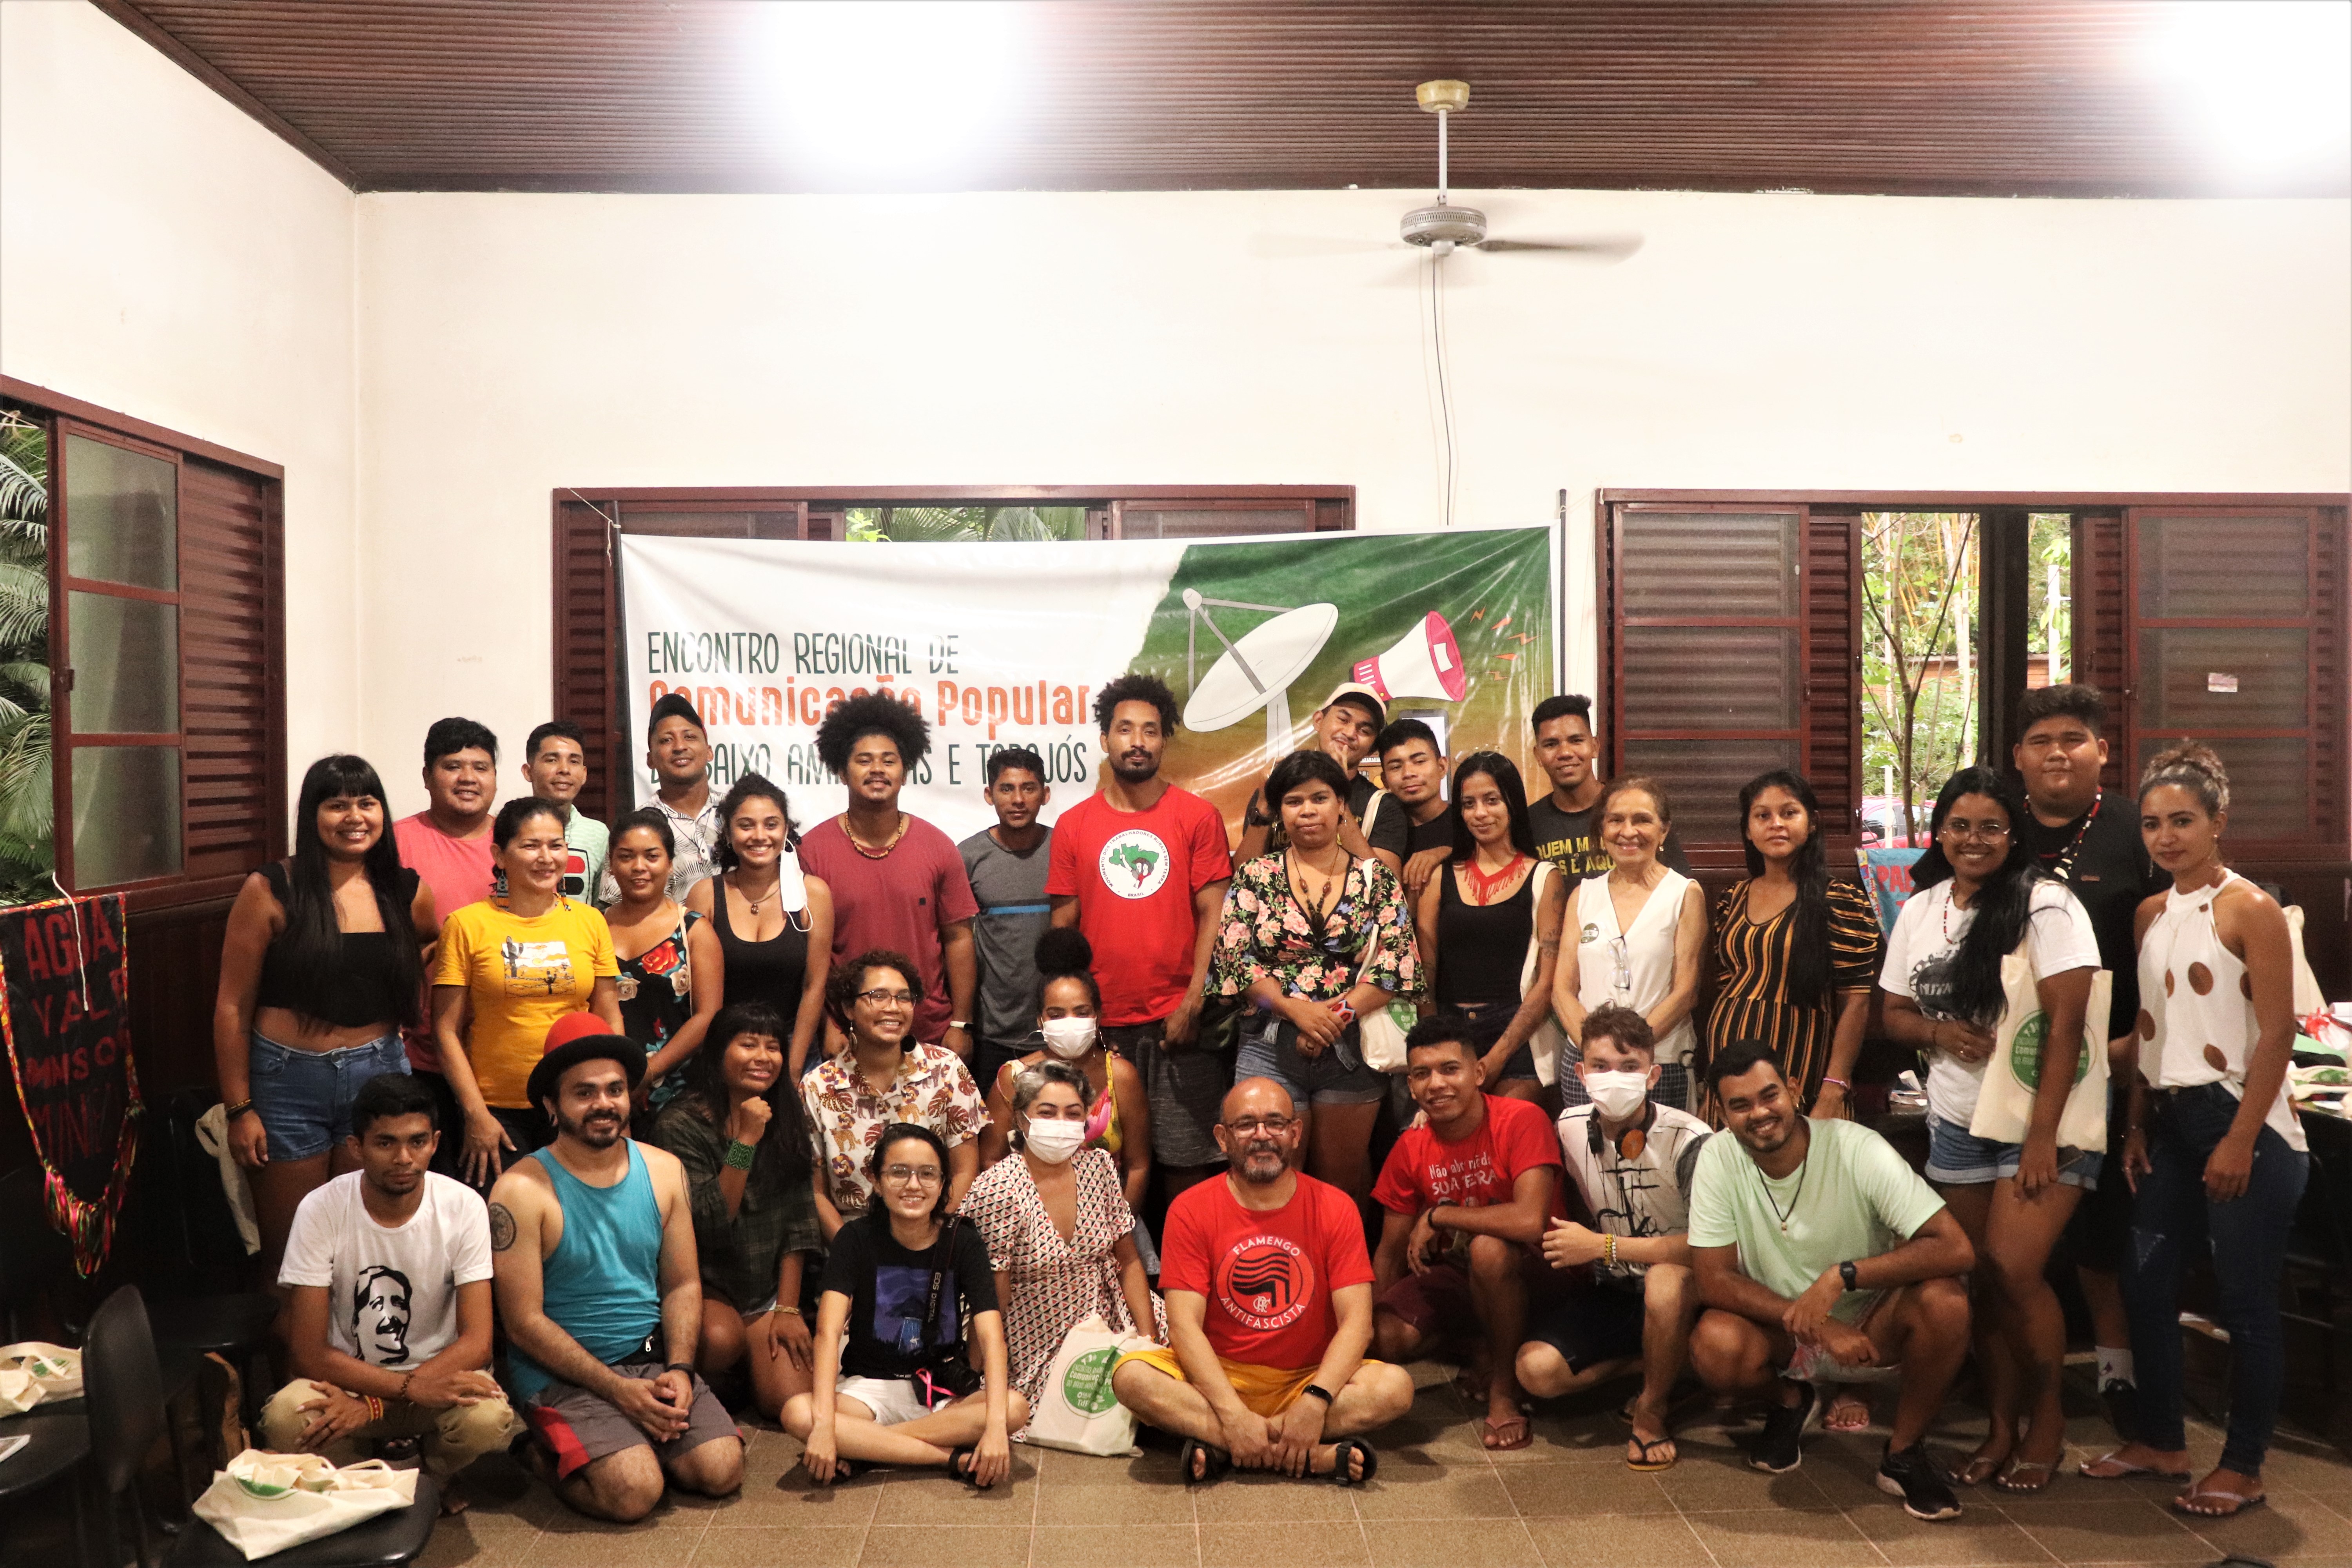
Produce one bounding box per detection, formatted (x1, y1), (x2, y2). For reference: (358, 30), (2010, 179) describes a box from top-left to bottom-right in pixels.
(1352, 611), (1469, 703)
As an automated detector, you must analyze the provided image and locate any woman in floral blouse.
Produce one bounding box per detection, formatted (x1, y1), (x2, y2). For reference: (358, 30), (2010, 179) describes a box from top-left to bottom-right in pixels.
(1211, 749), (1419, 1202)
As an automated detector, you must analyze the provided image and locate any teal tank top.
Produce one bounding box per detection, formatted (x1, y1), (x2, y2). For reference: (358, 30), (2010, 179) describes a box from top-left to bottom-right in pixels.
(509, 1142), (664, 1402)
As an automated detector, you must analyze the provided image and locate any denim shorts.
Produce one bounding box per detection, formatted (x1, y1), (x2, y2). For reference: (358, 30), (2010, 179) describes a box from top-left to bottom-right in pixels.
(1234, 1014), (1386, 1107)
(248, 1030), (410, 1160)
(1926, 1114), (2098, 1189)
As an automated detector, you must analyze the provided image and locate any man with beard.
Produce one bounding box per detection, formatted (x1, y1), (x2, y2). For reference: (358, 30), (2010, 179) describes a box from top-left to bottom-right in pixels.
(1235, 684), (1410, 871)
(799, 693), (980, 1060)
(1686, 1042), (1974, 1520)
(490, 1015), (742, 1521)
(261, 1073), (514, 1511)
(1111, 1077), (1416, 1485)
(2011, 684), (2167, 1439)
(1048, 675), (1233, 1196)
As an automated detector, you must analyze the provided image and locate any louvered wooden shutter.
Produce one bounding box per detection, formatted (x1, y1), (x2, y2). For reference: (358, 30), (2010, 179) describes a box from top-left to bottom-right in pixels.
(178, 457), (284, 885)
(2073, 510), (2130, 794)
(552, 499), (620, 824)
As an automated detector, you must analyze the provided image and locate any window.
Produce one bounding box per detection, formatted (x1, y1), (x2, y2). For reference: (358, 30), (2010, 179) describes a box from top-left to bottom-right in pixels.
(551, 485), (1350, 822)
(4, 379), (285, 907)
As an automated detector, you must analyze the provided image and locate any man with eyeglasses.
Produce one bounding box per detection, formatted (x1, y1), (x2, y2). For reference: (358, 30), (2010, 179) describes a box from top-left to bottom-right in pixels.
(1110, 1077), (1416, 1485)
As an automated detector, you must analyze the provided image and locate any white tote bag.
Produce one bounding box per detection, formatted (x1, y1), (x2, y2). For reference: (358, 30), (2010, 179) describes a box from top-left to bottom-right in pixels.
(1966, 948), (2112, 1152)
(192, 1450), (418, 1560)
(1352, 857), (1419, 1074)
(0, 1343), (81, 1413)
(1016, 1315), (1147, 1457)
(1516, 861), (1570, 1086)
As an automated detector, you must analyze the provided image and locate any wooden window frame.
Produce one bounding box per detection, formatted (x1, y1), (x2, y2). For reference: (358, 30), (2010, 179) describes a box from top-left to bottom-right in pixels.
(4, 376), (287, 913)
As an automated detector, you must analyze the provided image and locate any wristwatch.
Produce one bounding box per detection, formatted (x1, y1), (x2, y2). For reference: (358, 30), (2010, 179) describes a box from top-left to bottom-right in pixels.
(665, 1361), (695, 1380)
(1838, 1260), (1859, 1292)
(1300, 1383), (1335, 1405)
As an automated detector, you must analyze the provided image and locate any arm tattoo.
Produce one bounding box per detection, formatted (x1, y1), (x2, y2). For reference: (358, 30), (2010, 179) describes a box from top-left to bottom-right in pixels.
(488, 1202), (517, 1252)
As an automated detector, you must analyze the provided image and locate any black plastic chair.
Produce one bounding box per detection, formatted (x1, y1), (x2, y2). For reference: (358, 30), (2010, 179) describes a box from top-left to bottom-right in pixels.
(152, 1290), (282, 1428)
(83, 1285), (441, 1568)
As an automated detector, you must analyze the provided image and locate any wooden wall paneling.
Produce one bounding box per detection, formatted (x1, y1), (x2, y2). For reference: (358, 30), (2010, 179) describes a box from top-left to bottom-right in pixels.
(2313, 509), (2347, 850)
(552, 499), (619, 824)
(125, 896), (234, 1096)
(1802, 508), (1860, 847)
(180, 458), (281, 880)
(2074, 510), (2129, 793)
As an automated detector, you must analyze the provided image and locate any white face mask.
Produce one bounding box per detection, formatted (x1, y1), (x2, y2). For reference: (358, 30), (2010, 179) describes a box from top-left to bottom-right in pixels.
(1584, 1069), (1651, 1122)
(1022, 1115), (1087, 1164)
(1040, 1017), (1097, 1060)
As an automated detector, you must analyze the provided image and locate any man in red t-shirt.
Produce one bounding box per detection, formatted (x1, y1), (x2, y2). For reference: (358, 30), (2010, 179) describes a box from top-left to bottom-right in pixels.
(1047, 675), (1232, 1192)
(797, 694), (980, 1057)
(1369, 1014), (1563, 1452)
(1111, 1077), (1415, 1484)
(393, 717), (501, 1172)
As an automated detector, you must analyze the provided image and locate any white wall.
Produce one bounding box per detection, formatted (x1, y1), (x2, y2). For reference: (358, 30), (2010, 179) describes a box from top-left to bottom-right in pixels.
(0, 0), (359, 781)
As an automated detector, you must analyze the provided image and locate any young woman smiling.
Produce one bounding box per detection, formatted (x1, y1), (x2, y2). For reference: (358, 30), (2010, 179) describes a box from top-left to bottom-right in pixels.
(978, 928), (1151, 1216)
(1412, 753), (1566, 1103)
(2079, 744), (2307, 1520)
(433, 797), (624, 1187)
(604, 809), (723, 1116)
(686, 773), (834, 1076)
(214, 755), (438, 1273)
(1552, 778), (1705, 1111)
(1879, 767), (2100, 1492)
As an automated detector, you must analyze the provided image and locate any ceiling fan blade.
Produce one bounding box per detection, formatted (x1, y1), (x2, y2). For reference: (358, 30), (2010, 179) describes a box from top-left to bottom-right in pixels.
(1473, 234), (1644, 261)
(1249, 233), (1394, 260)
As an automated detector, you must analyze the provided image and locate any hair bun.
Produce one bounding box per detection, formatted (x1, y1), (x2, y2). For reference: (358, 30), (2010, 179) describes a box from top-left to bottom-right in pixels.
(1034, 925), (1094, 976)
(2138, 738), (2231, 813)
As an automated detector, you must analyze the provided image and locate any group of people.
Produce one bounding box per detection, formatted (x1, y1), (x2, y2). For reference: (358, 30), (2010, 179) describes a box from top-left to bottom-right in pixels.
(210, 677), (2311, 1529)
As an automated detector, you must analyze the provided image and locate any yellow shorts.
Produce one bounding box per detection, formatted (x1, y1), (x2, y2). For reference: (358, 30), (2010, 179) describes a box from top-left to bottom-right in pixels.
(1112, 1346), (1385, 1420)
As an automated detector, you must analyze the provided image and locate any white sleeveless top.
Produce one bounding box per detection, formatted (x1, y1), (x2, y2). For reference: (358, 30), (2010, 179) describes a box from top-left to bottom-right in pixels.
(2136, 870), (2305, 1151)
(1573, 868), (1698, 1064)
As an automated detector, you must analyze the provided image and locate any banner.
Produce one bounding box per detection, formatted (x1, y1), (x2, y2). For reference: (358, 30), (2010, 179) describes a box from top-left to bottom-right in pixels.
(0, 893), (139, 1276)
(620, 527), (1557, 843)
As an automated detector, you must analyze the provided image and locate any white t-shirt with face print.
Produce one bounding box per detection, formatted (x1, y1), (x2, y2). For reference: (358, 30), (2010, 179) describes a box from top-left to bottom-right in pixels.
(278, 1171), (492, 1370)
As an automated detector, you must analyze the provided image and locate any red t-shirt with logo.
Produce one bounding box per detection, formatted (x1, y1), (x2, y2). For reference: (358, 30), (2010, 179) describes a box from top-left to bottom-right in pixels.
(394, 812), (497, 1072)
(1044, 787), (1232, 1026)
(1160, 1172), (1373, 1370)
(1372, 1093), (1566, 1220)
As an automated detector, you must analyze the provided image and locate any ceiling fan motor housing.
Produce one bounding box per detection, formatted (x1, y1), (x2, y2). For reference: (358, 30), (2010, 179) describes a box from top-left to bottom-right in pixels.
(1401, 203), (1487, 248)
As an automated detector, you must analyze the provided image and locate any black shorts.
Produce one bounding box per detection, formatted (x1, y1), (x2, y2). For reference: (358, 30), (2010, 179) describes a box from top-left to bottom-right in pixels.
(1525, 1284), (1645, 1373)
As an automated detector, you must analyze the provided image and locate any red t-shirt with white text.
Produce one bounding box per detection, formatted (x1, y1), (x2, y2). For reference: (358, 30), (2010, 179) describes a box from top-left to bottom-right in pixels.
(1159, 1172), (1372, 1370)
(1044, 787), (1232, 1026)
(1372, 1093), (1564, 1219)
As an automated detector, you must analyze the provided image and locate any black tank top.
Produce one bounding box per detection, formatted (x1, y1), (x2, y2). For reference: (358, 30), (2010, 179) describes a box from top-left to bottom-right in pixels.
(1434, 861), (1534, 1011)
(707, 875), (809, 1022)
(253, 860), (419, 1028)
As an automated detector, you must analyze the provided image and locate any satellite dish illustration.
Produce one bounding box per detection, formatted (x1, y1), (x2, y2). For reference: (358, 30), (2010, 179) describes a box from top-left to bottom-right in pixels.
(1181, 590), (1339, 755)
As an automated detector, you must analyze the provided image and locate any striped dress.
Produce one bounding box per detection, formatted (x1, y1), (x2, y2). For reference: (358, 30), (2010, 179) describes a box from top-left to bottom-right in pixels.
(1702, 878), (1884, 1109)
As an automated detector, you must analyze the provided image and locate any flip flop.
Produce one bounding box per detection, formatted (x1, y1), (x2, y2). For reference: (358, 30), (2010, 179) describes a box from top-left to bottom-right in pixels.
(2079, 1450), (2192, 1482)
(1823, 1394), (1872, 1432)
(1481, 1414), (1531, 1452)
(2174, 1490), (2267, 1519)
(1957, 1455), (2007, 1487)
(1178, 1437), (1231, 1487)
(1994, 1459), (2058, 1494)
(1626, 1434), (1678, 1472)
(948, 1448), (992, 1489)
(1325, 1437), (1378, 1486)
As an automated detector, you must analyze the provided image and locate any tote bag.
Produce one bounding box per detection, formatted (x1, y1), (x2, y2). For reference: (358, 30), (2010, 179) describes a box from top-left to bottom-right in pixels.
(0, 1343), (80, 1413)
(192, 1450), (418, 1560)
(1352, 857), (1419, 1074)
(1516, 861), (1570, 1086)
(1967, 946), (2112, 1152)
(1016, 1315), (1147, 1457)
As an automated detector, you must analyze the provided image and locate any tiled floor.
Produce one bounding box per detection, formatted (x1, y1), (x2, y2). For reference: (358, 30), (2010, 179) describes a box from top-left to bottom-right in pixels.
(406, 1367), (2352, 1568)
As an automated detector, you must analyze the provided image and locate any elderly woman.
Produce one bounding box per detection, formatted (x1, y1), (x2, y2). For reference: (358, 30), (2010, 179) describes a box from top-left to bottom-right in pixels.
(962, 1060), (1163, 1410)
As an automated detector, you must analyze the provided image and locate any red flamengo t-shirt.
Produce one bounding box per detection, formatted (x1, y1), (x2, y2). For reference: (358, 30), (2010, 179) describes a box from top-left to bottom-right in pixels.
(1159, 1173), (1373, 1371)
(394, 812), (497, 1071)
(1372, 1093), (1566, 1221)
(798, 815), (980, 1047)
(1044, 788), (1232, 1027)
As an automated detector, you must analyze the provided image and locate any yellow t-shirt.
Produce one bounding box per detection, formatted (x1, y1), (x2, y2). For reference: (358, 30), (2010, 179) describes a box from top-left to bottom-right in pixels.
(435, 897), (619, 1108)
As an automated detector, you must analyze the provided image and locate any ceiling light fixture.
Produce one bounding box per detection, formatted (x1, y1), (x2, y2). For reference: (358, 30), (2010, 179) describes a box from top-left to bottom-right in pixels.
(2145, 0), (2351, 181)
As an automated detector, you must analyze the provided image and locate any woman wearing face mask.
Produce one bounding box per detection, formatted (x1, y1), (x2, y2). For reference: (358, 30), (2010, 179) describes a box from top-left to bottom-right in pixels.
(962, 1061), (1165, 1409)
(977, 929), (1151, 1213)
(1550, 778), (1705, 1111)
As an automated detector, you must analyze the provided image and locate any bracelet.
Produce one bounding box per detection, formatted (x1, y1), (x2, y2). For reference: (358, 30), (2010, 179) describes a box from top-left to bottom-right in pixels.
(666, 1361), (695, 1380)
(362, 1393), (384, 1422)
(1604, 1233), (1618, 1267)
(1327, 998), (1358, 1026)
(397, 1372), (414, 1403)
(724, 1140), (758, 1170)
(224, 1100), (255, 1119)
(1820, 1076), (1850, 1091)
(1300, 1383), (1335, 1405)
(949, 1020), (970, 1031)
(777, 1305), (803, 1317)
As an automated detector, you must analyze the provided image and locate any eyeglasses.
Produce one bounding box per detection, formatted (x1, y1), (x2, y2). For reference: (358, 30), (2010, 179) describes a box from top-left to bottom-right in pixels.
(1226, 1116), (1297, 1137)
(857, 989), (916, 1007)
(1940, 820), (2011, 843)
(880, 1165), (943, 1187)
(1610, 936), (1632, 993)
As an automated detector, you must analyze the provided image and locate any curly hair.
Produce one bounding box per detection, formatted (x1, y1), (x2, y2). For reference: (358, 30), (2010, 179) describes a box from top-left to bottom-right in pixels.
(1033, 926), (1102, 1014)
(823, 949), (925, 1035)
(814, 691), (929, 777)
(1093, 673), (1179, 736)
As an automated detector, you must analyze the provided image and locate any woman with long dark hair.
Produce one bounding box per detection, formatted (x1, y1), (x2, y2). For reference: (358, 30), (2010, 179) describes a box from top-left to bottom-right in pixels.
(1703, 770), (1883, 1118)
(1411, 753), (1566, 1102)
(686, 772), (834, 1075)
(649, 1001), (824, 1419)
(606, 808), (723, 1115)
(1880, 766), (2100, 1492)
(213, 755), (437, 1272)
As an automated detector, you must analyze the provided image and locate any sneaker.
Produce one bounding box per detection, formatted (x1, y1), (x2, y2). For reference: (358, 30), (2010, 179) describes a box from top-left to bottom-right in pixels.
(374, 1434), (422, 1467)
(1878, 1442), (1962, 1521)
(2100, 1378), (2140, 1443)
(1751, 1380), (1818, 1473)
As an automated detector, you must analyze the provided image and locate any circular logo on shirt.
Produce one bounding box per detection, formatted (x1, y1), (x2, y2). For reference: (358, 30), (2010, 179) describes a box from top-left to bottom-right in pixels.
(1214, 1234), (1314, 1331)
(1097, 828), (1171, 900)
(1580, 922), (1600, 945)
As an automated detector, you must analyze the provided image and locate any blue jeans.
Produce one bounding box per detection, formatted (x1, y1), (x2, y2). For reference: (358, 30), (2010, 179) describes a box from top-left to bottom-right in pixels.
(2123, 1082), (2308, 1475)
(247, 1031), (410, 1160)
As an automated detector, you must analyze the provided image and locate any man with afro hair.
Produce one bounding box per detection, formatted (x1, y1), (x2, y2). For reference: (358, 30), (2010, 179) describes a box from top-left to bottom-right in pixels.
(797, 693), (980, 1060)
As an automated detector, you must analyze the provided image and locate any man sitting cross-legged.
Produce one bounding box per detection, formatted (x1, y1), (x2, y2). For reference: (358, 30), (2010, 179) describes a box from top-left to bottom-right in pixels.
(1111, 1077), (1416, 1484)
(1517, 1005), (1709, 1470)
(1686, 1040), (1976, 1521)
(1369, 1013), (1562, 1452)
(259, 1073), (516, 1513)
(490, 1022), (744, 1521)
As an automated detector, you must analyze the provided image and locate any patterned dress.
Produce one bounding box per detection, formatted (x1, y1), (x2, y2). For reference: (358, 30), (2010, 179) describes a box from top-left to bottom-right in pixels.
(1209, 852), (1420, 1003)
(617, 907), (700, 1111)
(800, 1042), (990, 1219)
(961, 1147), (1164, 1406)
(1701, 879), (1884, 1109)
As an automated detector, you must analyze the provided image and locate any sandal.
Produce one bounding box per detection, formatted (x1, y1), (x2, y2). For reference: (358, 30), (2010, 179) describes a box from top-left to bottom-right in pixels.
(1178, 1437), (1231, 1487)
(1324, 1437), (1378, 1486)
(1957, 1454), (2006, 1488)
(1482, 1414), (1531, 1452)
(947, 1448), (990, 1489)
(2079, 1450), (2192, 1482)
(1626, 1434), (1678, 1472)
(2174, 1489), (2266, 1519)
(1994, 1459), (2057, 1494)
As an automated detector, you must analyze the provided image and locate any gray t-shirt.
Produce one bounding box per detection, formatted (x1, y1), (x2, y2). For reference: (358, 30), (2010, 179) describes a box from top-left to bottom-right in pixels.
(958, 826), (1054, 1045)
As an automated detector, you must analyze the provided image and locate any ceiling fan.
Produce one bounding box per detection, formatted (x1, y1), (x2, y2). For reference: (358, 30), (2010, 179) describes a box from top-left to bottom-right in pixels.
(1396, 80), (1638, 260)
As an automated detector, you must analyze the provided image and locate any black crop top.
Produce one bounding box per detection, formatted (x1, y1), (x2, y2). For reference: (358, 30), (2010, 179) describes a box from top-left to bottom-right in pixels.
(253, 860), (421, 1029)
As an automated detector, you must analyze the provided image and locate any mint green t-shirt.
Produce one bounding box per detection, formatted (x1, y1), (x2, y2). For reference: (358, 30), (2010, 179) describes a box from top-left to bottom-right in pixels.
(1686, 1117), (1945, 1325)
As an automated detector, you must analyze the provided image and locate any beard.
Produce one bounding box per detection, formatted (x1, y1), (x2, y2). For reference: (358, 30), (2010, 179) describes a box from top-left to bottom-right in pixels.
(1233, 1143), (1289, 1185)
(1109, 750), (1160, 784)
(557, 1103), (626, 1147)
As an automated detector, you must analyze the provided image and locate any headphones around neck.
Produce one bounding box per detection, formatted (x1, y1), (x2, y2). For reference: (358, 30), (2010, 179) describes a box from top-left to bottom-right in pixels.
(1588, 1102), (1655, 1163)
